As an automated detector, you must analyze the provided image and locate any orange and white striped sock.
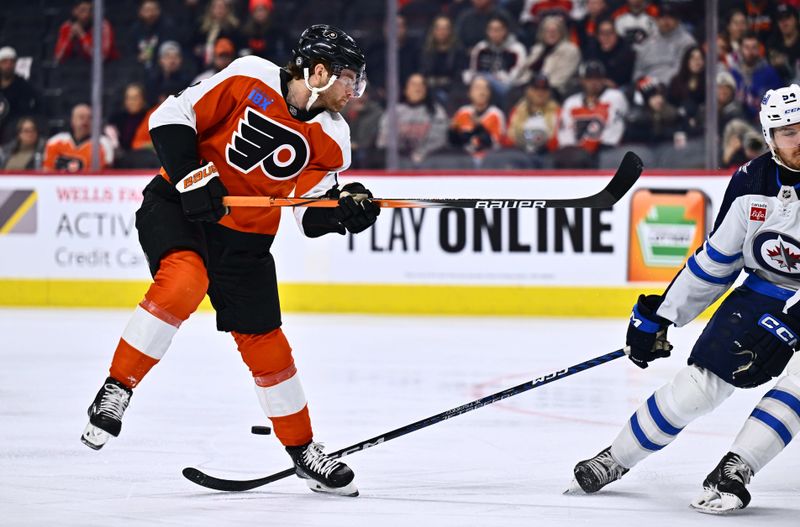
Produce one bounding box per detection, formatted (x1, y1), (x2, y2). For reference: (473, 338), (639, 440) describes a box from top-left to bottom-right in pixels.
(109, 250), (208, 388)
(234, 329), (313, 447)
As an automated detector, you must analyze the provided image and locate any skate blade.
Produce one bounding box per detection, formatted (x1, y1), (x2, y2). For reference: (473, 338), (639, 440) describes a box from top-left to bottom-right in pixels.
(690, 489), (744, 515)
(306, 479), (359, 497)
(563, 478), (585, 495)
(81, 423), (110, 450)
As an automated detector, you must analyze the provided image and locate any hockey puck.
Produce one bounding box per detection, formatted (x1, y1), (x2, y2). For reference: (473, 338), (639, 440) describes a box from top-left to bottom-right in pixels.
(251, 425), (272, 435)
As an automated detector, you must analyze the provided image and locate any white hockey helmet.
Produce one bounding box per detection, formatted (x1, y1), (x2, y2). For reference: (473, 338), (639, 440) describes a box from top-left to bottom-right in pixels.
(759, 83), (800, 168)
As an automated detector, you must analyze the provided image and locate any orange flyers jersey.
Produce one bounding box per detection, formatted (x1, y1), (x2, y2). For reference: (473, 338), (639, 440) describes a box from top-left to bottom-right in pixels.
(149, 56), (351, 236)
(452, 105), (506, 147)
(43, 133), (114, 172)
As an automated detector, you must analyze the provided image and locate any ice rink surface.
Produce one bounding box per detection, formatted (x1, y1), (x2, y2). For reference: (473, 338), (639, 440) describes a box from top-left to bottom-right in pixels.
(2, 308), (799, 527)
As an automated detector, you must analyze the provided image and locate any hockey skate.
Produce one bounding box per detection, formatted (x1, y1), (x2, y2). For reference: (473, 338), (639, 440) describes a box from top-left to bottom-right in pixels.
(286, 441), (358, 497)
(567, 447), (629, 494)
(81, 377), (132, 450)
(690, 452), (753, 515)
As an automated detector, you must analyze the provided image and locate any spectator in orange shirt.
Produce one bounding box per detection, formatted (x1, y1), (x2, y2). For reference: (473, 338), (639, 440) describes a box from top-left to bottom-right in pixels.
(449, 75), (506, 166)
(54, 1), (119, 63)
(43, 103), (113, 172)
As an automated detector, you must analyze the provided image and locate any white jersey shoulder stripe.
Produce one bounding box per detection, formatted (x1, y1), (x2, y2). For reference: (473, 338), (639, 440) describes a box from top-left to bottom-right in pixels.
(150, 56), (282, 132)
(310, 111), (351, 173)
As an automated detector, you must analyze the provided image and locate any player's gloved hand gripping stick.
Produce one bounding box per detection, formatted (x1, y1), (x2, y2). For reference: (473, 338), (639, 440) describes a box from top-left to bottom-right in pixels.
(625, 294), (673, 369)
(176, 161), (229, 222)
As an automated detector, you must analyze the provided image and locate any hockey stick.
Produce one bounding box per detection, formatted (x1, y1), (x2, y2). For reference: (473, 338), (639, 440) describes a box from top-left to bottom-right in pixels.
(221, 151), (643, 209)
(182, 349), (626, 492)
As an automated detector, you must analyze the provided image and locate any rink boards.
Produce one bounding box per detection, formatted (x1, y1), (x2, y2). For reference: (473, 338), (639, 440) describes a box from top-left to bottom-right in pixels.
(0, 170), (731, 316)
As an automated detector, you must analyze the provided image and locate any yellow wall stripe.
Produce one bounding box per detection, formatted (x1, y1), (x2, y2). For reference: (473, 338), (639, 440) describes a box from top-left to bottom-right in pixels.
(0, 191), (37, 234)
(0, 279), (721, 319)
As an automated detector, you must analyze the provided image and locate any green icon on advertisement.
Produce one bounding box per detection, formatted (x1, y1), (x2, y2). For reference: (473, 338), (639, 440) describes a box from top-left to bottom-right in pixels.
(637, 205), (696, 267)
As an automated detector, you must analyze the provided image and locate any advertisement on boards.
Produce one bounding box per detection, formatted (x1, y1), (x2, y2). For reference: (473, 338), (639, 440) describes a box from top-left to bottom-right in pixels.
(0, 173), (731, 291)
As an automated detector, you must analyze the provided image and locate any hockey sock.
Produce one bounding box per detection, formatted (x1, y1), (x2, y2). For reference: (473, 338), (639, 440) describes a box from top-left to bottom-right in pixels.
(234, 329), (313, 447)
(731, 375), (800, 473)
(109, 251), (208, 388)
(611, 365), (735, 468)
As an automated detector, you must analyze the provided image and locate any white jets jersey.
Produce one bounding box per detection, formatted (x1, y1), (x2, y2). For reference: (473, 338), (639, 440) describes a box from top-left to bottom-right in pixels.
(657, 153), (800, 326)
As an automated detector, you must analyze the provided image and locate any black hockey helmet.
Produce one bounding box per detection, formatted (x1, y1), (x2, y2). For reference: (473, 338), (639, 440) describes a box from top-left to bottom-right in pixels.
(292, 24), (367, 96)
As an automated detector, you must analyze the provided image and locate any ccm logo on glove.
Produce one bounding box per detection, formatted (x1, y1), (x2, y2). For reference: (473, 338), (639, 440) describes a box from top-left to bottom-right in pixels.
(758, 315), (798, 347)
(179, 164), (219, 192)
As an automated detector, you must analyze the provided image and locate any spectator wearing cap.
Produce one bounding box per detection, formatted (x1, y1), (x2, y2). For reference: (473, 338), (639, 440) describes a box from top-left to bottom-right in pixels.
(420, 15), (468, 109)
(449, 75), (507, 167)
(130, 0), (175, 70)
(376, 73), (449, 168)
(192, 38), (236, 83)
(583, 18), (636, 88)
(624, 77), (683, 145)
(192, 0), (243, 70)
(554, 61), (628, 168)
(454, 0), (515, 50)
(767, 4), (800, 83)
(241, 0), (290, 64)
(517, 15), (581, 97)
(463, 14), (527, 98)
(667, 46), (706, 136)
(612, 0), (659, 46)
(716, 70), (746, 133)
(54, 0), (119, 64)
(43, 104), (113, 172)
(0, 47), (41, 144)
(144, 41), (194, 105)
(486, 74), (559, 168)
(632, 4), (696, 87)
(730, 32), (783, 118)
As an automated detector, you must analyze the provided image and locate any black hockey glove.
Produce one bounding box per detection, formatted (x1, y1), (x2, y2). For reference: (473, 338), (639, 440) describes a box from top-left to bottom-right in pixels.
(333, 182), (381, 234)
(625, 294), (673, 369)
(175, 162), (229, 222)
(731, 313), (800, 388)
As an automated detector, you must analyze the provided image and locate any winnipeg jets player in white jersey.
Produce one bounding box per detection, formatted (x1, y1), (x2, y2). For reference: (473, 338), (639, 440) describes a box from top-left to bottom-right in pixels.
(568, 84), (800, 514)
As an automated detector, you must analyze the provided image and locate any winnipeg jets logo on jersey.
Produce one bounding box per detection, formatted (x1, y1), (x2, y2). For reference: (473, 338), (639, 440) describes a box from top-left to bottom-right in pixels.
(753, 232), (800, 278)
(226, 107), (310, 180)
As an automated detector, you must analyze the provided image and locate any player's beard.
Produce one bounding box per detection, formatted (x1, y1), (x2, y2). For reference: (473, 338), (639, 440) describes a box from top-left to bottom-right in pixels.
(318, 87), (348, 113)
(777, 147), (800, 171)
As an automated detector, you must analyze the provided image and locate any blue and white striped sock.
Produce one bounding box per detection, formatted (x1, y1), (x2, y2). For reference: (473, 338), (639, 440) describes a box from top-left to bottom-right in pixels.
(611, 365), (734, 468)
(731, 376), (800, 473)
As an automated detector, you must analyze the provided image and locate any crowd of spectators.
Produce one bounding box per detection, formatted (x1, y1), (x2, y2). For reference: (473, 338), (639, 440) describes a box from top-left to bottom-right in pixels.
(0, 0), (795, 172)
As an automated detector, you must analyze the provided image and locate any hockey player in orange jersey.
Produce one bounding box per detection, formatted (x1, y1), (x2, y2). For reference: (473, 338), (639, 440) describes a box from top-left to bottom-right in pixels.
(81, 25), (379, 497)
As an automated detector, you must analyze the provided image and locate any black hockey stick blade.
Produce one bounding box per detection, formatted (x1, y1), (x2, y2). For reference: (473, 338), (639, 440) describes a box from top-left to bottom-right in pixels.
(541, 150), (642, 209)
(182, 349), (625, 492)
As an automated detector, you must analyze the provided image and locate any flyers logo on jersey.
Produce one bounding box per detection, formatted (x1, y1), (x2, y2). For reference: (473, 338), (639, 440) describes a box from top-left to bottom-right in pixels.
(226, 107), (310, 180)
